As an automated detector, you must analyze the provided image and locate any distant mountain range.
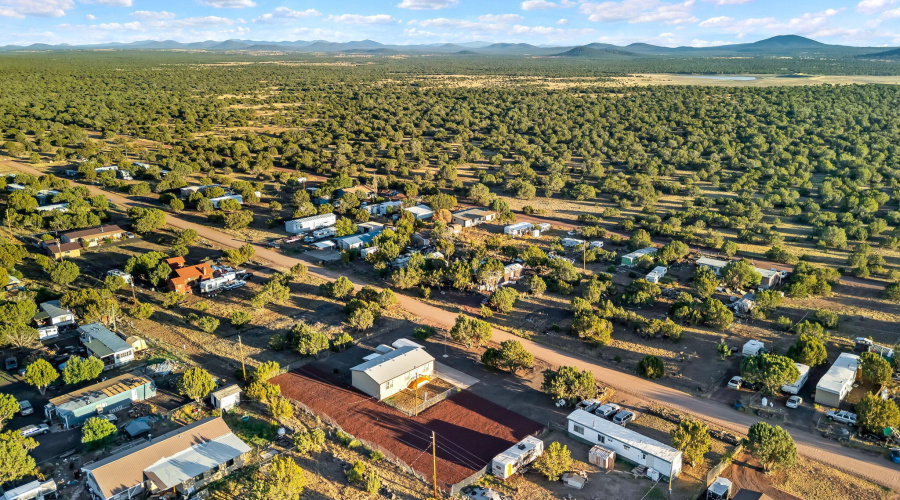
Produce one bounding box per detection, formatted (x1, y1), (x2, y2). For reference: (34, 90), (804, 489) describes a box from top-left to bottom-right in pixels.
(1, 35), (896, 59)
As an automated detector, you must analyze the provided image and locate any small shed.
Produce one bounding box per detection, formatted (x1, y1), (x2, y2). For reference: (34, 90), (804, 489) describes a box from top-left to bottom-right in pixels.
(562, 473), (587, 490)
(588, 445), (615, 469)
(211, 384), (241, 411)
(127, 336), (148, 352)
(124, 418), (152, 438)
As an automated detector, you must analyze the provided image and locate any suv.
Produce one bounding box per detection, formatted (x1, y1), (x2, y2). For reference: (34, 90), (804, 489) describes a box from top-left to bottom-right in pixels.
(20, 424), (49, 437)
(827, 410), (857, 426)
(594, 403), (621, 418)
(18, 400), (33, 416)
(612, 410), (636, 426)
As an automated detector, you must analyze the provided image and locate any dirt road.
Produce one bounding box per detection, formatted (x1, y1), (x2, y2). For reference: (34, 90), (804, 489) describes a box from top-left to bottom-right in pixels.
(6, 160), (899, 492)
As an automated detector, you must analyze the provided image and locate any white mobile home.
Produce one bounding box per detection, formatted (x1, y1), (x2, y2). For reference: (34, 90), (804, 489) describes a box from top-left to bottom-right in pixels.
(814, 353), (861, 408)
(350, 346), (435, 400)
(562, 238), (586, 248)
(364, 201), (403, 216)
(567, 409), (682, 478)
(504, 222), (534, 237)
(491, 436), (544, 479)
(645, 266), (668, 284)
(781, 363), (810, 395)
(285, 213), (337, 234)
(209, 194), (243, 209)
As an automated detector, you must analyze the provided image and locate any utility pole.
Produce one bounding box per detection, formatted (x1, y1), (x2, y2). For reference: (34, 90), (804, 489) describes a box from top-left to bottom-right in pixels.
(238, 335), (247, 381)
(432, 431), (439, 500)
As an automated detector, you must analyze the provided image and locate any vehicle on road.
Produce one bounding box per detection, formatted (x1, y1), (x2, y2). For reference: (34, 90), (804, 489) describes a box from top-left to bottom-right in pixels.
(612, 410), (635, 426)
(890, 448), (900, 464)
(827, 409), (857, 426)
(727, 376), (743, 389)
(786, 396), (802, 409)
(18, 400), (33, 416)
(594, 403), (621, 418)
(20, 424), (49, 437)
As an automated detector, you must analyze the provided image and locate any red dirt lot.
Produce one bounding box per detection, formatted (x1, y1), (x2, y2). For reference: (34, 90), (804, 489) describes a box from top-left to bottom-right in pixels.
(272, 365), (544, 491)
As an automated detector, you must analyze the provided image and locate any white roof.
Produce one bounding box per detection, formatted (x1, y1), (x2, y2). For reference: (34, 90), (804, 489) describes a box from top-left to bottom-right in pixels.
(391, 338), (425, 350)
(567, 410), (682, 464)
(289, 213), (336, 224)
(350, 346), (434, 385)
(816, 353), (861, 395)
(504, 263), (524, 272)
(404, 205), (433, 216)
(143, 432), (251, 490)
(623, 247), (658, 259)
(696, 257), (729, 268)
(493, 436), (542, 465)
(312, 241), (335, 250)
(505, 222), (533, 231)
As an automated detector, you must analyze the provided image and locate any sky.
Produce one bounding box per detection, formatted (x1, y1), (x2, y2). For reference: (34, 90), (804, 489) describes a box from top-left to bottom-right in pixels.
(2, 0), (900, 47)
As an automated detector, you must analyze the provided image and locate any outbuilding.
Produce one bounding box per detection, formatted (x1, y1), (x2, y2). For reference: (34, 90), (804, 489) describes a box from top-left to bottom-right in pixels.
(78, 323), (135, 368)
(350, 346), (435, 400)
(567, 409), (682, 478)
(211, 384), (242, 411)
(403, 204), (434, 220)
(504, 222), (534, 237)
(451, 208), (497, 227)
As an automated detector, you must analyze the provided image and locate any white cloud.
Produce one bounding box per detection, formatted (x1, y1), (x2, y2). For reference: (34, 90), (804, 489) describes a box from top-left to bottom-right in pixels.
(58, 20), (142, 31)
(0, 0), (74, 18)
(557, 18), (568, 24)
(85, 13), (96, 20)
(326, 14), (397, 24)
(699, 9), (845, 37)
(521, 0), (575, 10)
(255, 7), (320, 23)
(397, 0), (458, 10)
(478, 13), (523, 23)
(403, 27), (438, 37)
(580, 0), (697, 25)
(857, 0), (898, 14)
(81, 0), (132, 6)
(131, 10), (176, 20)
(172, 16), (244, 28)
(702, 0), (753, 4)
(197, 0), (256, 8)
(509, 24), (594, 36)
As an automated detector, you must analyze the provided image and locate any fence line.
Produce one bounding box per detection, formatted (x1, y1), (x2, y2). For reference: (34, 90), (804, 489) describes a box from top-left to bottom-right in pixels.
(382, 386), (460, 417)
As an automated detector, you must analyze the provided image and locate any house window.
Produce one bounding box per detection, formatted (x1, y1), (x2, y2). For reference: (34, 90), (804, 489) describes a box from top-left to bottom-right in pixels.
(624, 445), (631, 450)
(573, 424), (585, 435)
(226, 458), (235, 468)
(597, 435), (605, 443)
(385, 380), (393, 389)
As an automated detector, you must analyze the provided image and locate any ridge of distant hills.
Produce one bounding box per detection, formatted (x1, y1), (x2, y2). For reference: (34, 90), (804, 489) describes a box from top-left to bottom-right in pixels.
(1, 35), (894, 58)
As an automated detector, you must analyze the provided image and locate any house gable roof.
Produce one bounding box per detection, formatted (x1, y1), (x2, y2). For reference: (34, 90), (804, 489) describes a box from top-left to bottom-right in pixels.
(350, 346), (435, 385)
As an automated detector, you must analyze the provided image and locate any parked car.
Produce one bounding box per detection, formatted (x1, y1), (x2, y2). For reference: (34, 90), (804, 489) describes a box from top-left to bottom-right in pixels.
(18, 400), (33, 416)
(576, 399), (603, 413)
(594, 403), (621, 418)
(612, 410), (635, 426)
(96, 414), (119, 423)
(890, 448), (900, 465)
(827, 410), (857, 426)
(785, 396), (802, 409)
(4, 358), (17, 371)
(20, 424), (49, 437)
(727, 376), (743, 390)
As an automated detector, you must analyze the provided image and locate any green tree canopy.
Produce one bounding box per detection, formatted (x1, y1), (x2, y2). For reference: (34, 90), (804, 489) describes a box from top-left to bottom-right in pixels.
(24, 359), (58, 395)
(534, 441), (572, 481)
(177, 367), (216, 402)
(744, 422), (797, 471)
(671, 419), (710, 466)
(541, 366), (595, 402)
(740, 354), (800, 396)
(82, 417), (118, 450)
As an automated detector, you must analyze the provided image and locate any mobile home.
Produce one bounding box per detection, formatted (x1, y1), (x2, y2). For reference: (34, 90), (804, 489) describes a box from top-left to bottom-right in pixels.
(814, 353), (861, 408)
(285, 213), (337, 234)
(620, 247), (658, 267)
(567, 409), (682, 478)
(645, 266), (668, 284)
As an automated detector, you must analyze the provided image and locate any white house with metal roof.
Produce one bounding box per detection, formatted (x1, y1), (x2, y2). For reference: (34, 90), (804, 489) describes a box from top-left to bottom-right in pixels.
(78, 323), (134, 369)
(567, 409), (682, 478)
(403, 204), (434, 220)
(814, 353), (861, 408)
(351, 345), (435, 400)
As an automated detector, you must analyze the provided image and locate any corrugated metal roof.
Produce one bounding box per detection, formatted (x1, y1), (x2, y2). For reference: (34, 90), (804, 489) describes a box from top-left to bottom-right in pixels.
(84, 417), (247, 499)
(49, 373), (152, 411)
(567, 410), (682, 464)
(622, 247), (658, 259)
(60, 224), (124, 240)
(79, 323), (132, 354)
(350, 346), (434, 385)
(212, 384), (241, 399)
(144, 432), (250, 490)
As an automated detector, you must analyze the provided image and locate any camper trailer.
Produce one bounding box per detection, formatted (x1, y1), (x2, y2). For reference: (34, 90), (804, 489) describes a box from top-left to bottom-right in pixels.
(781, 363), (810, 395)
(304, 226), (337, 243)
(491, 436), (544, 480)
(742, 340), (765, 357)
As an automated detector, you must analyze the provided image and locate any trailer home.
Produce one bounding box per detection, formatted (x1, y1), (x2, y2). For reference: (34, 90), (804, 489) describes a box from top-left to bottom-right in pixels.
(567, 409), (682, 478)
(285, 213), (337, 234)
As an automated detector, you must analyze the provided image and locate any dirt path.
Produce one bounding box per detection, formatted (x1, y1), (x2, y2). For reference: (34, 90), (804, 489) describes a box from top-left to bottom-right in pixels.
(5, 160), (900, 493)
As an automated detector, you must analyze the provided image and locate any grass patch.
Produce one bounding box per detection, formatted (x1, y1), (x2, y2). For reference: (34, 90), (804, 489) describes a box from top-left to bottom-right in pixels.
(225, 413), (278, 447)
